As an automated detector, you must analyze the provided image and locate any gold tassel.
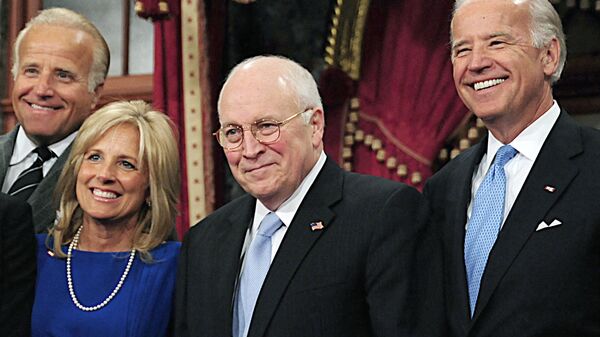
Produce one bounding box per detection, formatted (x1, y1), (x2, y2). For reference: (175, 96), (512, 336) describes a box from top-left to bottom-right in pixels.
(159, 1), (169, 13)
(134, 1), (144, 13)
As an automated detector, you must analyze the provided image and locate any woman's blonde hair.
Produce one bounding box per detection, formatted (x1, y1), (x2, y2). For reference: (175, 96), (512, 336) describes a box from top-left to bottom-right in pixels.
(50, 100), (180, 261)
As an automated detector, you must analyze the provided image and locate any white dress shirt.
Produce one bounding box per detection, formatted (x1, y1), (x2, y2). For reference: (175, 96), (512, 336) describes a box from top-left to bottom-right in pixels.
(1, 126), (77, 193)
(467, 101), (561, 229)
(240, 151), (327, 263)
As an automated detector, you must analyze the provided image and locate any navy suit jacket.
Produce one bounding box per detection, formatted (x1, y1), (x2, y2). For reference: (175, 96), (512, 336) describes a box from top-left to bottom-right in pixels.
(176, 159), (427, 337)
(424, 111), (600, 337)
(0, 193), (36, 337)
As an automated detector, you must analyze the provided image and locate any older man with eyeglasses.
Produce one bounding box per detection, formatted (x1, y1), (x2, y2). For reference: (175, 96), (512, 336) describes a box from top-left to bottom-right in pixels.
(175, 55), (427, 337)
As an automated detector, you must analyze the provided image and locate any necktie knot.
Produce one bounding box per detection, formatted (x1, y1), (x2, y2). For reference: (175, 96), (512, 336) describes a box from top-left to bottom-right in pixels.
(493, 145), (517, 168)
(257, 212), (282, 238)
(34, 146), (54, 162)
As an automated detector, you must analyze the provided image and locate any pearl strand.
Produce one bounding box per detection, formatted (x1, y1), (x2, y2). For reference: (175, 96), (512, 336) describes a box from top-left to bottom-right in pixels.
(67, 225), (136, 311)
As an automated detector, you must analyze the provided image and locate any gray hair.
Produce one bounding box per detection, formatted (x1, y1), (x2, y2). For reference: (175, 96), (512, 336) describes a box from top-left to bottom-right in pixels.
(218, 55), (323, 124)
(452, 0), (566, 84)
(12, 7), (110, 92)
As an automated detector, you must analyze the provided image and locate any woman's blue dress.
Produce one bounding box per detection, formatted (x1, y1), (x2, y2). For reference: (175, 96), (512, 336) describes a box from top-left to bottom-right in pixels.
(32, 234), (180, 337)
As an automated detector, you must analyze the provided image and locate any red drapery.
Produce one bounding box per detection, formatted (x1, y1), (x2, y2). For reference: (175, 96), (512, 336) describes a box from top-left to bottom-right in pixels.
(325, 0), (468, 189)
(137, 0), (222, 237)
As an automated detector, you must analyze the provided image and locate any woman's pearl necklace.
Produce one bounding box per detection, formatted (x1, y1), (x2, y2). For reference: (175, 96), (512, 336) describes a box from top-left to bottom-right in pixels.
(67, 225), (136, 312)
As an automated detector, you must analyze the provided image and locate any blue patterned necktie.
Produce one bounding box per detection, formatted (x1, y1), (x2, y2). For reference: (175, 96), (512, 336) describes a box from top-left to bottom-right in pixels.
(234, 212), (283, 337)
(464, 144), (517, 317)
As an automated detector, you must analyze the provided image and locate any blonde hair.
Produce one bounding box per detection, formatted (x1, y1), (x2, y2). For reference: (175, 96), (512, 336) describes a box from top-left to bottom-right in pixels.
(50, 100), (180, 261)
(12, 7), (110, 92)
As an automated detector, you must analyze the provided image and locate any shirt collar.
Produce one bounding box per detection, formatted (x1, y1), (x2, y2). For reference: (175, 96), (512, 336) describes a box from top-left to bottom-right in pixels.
(485, 100), (560, 167)
(255, 151), (327, 228)
(11, 126), (78, 165)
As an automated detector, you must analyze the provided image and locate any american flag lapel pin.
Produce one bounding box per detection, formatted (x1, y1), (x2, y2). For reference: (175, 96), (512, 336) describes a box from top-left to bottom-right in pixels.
(544, 185), (556, 193)
(309, 221), (325, 231)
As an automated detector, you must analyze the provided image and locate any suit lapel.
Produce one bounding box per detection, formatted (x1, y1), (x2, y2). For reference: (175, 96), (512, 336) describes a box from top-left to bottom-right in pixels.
(473, 112), (580, 320)
(213, 195), (255, 333)
(446, 142), (486, 332)
(0, 128), (18, 187)
(248, 159), (341, 337)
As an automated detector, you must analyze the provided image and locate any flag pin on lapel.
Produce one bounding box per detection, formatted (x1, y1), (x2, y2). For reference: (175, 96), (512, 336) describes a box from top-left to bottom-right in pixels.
(309, 221), (325, 231)
(544, 185), (556, 193)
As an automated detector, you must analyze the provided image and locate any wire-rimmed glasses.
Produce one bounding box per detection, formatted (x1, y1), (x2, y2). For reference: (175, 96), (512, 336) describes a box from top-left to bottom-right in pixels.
(213, 109), (312, 150)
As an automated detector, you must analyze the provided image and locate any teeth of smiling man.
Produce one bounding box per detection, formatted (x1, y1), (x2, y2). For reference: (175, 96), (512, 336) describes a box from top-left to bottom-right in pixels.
(473, 78), (505, 91)
(93, 189), (118, 199)
(31, 103), (57, 111)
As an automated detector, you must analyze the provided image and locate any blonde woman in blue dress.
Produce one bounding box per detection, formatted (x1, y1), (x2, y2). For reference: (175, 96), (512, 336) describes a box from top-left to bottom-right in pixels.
(32, 100), (180, 337)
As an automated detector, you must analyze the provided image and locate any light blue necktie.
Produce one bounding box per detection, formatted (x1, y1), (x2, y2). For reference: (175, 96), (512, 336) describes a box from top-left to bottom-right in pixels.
(464, 144), (517, 317)
(234, 212), (283, 337)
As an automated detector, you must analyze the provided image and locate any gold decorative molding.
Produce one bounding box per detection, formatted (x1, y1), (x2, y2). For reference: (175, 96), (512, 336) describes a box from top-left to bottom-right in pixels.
(181, 0), (208, 225)
(324, 0), (371, 80)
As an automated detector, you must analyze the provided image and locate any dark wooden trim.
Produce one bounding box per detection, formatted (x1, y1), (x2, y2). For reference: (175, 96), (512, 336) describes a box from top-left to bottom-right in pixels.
(99, 74), (153, 104)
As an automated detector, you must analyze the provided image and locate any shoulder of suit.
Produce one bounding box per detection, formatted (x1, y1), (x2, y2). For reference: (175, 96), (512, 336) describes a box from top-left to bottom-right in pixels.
(579, 123), (600, 140)
(0, 127), (17, 144)
(426, 144), (482, 193)
(189, 193), (253, 227)
(342, 169), (419, 197)
(439, 142), (481, 171)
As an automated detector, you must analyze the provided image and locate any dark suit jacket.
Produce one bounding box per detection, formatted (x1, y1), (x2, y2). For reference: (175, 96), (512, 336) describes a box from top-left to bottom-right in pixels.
(0, 127), (71, 232)
(424, 112), (600, 337)
(0, 193), (36, 337)
(176, 159), (426, 337)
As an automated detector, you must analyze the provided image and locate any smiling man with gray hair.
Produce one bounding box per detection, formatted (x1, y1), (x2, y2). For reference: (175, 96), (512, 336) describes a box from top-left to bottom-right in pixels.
(423, 0), (600, 336)
(0, 8), (109, 231)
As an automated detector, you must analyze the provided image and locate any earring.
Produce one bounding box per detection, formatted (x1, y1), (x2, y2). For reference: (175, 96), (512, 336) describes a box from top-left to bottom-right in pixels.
(146, 198), (152, 207)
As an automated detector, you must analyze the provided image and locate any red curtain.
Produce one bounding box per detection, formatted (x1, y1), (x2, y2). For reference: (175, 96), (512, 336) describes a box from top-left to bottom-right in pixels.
(137, 0), (224, 237)
(332, 0), (468, 189)
(137, 0), (188, 237)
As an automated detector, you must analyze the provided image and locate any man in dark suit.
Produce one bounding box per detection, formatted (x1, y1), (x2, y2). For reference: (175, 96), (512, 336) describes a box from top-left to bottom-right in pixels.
(424, 0), (600, 336)
(0, 193), (36, 336)
(0, 8), (109, 232)
(176, 55), (425, 337)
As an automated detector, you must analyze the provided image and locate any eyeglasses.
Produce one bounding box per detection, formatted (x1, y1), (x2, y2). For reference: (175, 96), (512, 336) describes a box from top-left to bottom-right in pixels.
(213, 109), (312, 150)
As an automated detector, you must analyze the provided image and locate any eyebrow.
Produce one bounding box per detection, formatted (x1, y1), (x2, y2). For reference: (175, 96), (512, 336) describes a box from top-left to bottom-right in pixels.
(20, 61), (39, 69)
(20, 60), (76, 72)
(55, 67), (75, 73)
(489, 32), (513, 40)
(220, 115), (280, 127)
(86, 148), (139, 162)
(451, 32), (514, 50)
(451, 40), (468, 51)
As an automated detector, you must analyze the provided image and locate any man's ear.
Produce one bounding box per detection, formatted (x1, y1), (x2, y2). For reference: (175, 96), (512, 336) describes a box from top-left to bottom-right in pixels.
(542, 37), (560, 77)
(90, 83), (105, 109)
(309, 108), (325, 147)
